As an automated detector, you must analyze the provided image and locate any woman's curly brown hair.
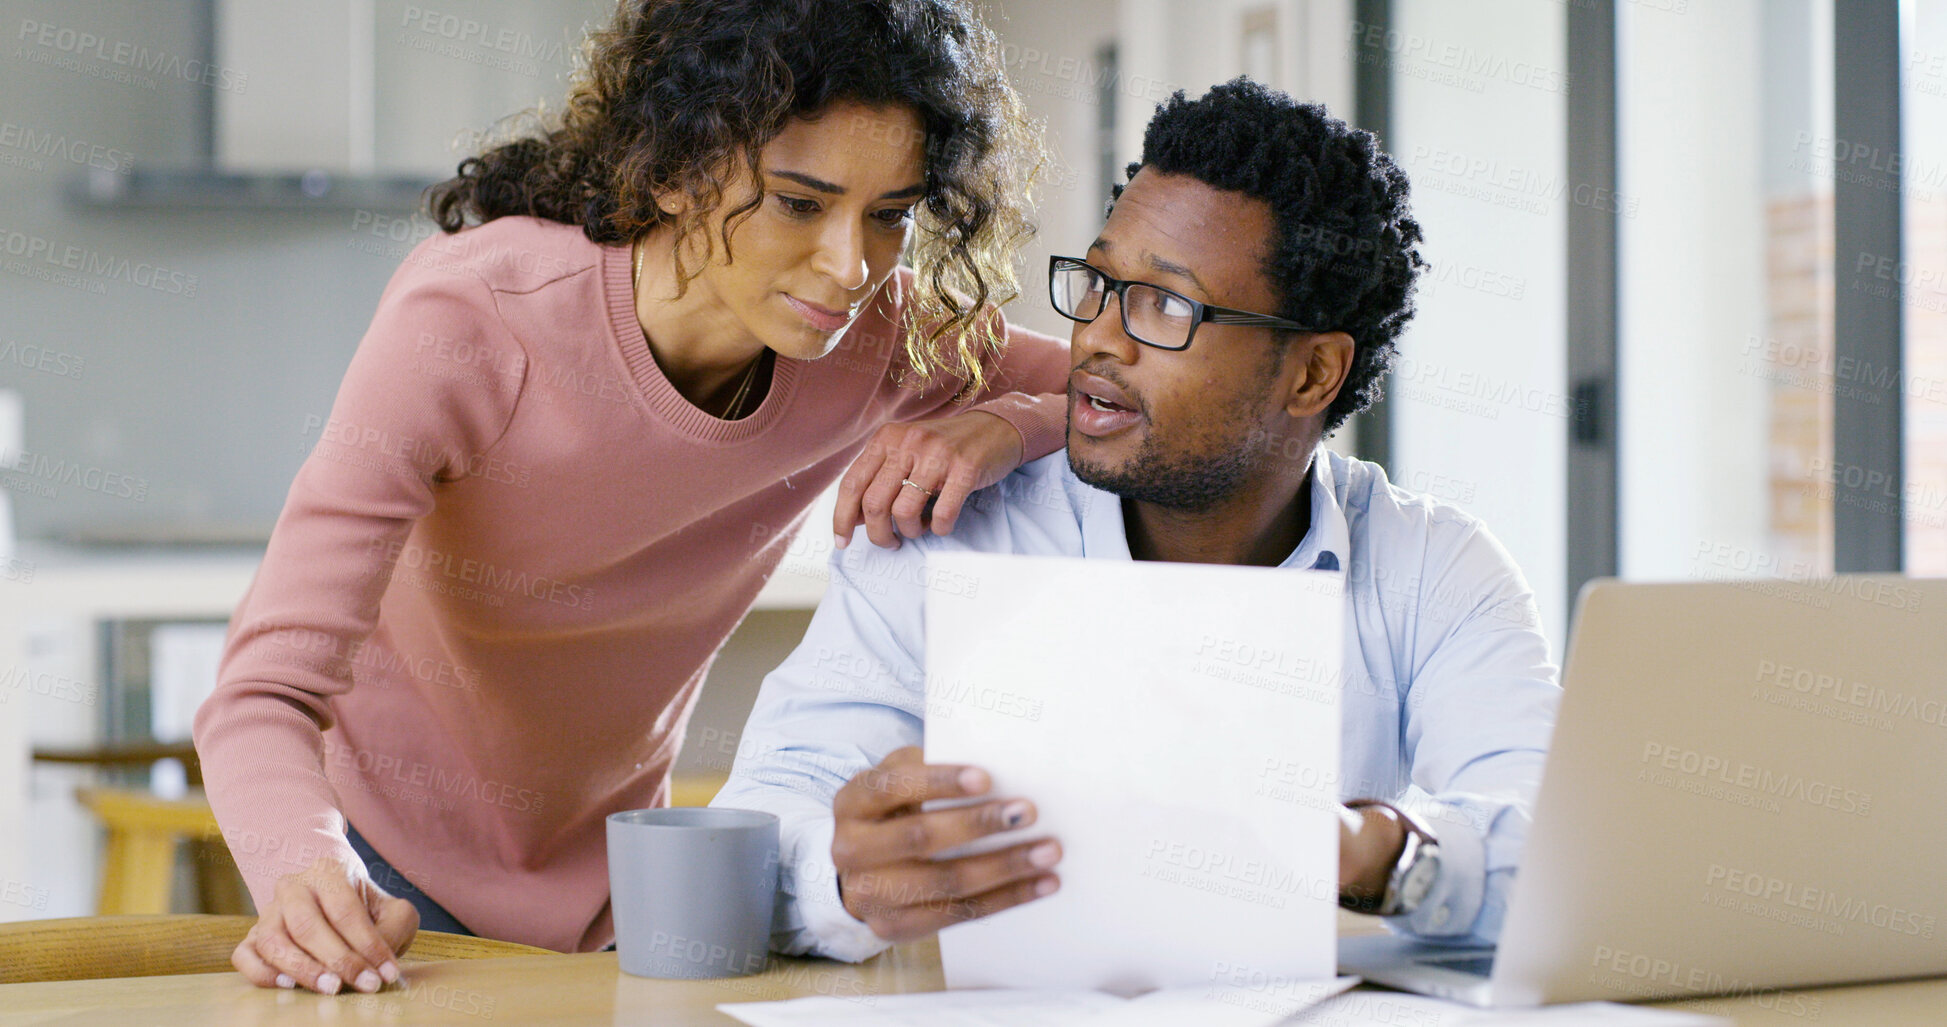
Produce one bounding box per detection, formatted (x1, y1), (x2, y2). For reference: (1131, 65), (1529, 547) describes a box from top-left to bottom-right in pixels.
(426, 0), (1043, 395)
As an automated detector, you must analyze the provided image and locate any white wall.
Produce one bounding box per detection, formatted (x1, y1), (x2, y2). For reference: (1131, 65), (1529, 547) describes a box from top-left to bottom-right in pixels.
(221, 0), (607, 176)
(1, 601), (113, 922)
(981, 0), (1121, 339)
(1905, 1), (1947, 575)
(1113, 0), (1353, 168)
(1617, 0), (1769, 581)
(0, 647), (19, 922)
(12, 616), (99, 920)
(371, 0), (610, 176)
(1387, 0), (1571, 648)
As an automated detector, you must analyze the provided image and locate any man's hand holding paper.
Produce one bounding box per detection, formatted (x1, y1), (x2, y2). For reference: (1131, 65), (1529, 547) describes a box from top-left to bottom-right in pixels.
(831, 747), (1061, 941)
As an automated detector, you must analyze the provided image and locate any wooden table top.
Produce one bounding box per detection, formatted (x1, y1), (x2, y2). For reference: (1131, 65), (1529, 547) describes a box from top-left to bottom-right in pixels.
(3, 932), (1944, 1026)
(0, 942), (943, 1027)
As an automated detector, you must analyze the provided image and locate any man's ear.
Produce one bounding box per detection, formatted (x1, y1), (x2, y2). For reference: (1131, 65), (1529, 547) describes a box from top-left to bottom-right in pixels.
(1284, 331), (1356, 419)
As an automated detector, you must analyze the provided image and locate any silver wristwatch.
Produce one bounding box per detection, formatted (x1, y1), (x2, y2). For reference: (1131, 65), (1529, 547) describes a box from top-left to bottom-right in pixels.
(1342, 799), (1441, 916)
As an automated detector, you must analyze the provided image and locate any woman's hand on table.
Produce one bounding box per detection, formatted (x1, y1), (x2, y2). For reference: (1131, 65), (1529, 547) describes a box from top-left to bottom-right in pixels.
(830, 746), (1061, 942)
(232, 857), (419, 994)
(833, 411), (1025, 550)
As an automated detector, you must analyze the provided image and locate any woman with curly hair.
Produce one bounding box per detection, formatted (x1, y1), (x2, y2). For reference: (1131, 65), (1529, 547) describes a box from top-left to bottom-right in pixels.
(193, 0), (1066, 993)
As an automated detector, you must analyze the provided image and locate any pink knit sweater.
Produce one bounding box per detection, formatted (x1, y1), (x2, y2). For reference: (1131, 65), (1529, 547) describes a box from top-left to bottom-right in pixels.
(193, 216), (1068, 952)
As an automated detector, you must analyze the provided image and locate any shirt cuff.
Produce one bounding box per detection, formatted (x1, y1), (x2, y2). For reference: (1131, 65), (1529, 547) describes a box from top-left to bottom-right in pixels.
(967, 393), (1066, 463)
(1388, 798), (1489, 941)
(782, 814), (894, 963)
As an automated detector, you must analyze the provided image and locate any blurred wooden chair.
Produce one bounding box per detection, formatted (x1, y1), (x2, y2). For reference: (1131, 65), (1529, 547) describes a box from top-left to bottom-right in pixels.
(0, 914), (554, 984)
(35, 743), (248, 915)
(73, 786), (247, 916)
(668, 771), (730, 807)
(66, 764), (723, 918)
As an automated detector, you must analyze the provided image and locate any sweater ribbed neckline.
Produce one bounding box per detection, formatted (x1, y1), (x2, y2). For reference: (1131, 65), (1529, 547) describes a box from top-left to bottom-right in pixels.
(601, 242), (801, 443)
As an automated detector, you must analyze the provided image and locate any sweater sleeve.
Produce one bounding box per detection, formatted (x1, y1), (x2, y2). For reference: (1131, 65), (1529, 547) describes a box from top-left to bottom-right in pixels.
(192, 262), (527, 907)
(883, 295), (1071, 463)
(960, 316), (1070, 463)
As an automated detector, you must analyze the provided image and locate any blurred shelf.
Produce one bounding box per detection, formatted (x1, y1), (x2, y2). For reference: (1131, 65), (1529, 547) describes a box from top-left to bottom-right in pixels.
(64, 167), (438, 213)
(53, 524), (270, 548)
(32, 743), (202, 787)
(2, 539), (823, 613)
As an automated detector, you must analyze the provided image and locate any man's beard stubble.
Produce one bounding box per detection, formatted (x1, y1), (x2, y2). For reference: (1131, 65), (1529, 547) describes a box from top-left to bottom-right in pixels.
(1068, 429), (1260, 512)
(1067, 371), (1280, 512)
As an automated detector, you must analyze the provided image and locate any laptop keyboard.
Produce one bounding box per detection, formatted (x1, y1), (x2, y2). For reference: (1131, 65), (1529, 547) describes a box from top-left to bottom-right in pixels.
(1416, 954), (1497, 978)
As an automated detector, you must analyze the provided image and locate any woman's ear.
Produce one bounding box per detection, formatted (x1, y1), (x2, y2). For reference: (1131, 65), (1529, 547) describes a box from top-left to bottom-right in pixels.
(649, 182), (691, 219)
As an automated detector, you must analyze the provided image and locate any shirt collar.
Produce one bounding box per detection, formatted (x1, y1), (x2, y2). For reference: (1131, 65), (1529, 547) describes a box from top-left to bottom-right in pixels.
(1285, 449), (1349, 573)
(1072, 446), (1349, 572)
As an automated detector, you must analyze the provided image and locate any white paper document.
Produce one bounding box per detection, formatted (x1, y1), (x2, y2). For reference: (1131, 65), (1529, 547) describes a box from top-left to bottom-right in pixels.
(921, 552), (1346, 994)
(1295, 993), (1731, 1026)
(717, 975), (1361, 1027)
(719, 990), (1121, 1027)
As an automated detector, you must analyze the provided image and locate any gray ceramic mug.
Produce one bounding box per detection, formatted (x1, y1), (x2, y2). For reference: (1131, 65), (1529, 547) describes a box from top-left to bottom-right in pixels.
(606, 807), (780, 978)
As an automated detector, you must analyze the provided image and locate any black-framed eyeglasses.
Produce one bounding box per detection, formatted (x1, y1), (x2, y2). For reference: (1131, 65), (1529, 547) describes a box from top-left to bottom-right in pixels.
(1047, 256), (1318, 351)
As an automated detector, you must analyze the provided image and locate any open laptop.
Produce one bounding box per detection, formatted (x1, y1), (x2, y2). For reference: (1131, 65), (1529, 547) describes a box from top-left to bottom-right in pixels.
(1340, 575), (1947, 1007)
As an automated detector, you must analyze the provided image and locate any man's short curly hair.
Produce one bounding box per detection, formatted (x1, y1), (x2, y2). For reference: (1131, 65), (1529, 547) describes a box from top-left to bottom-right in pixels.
(1112, 77), (1425, 435)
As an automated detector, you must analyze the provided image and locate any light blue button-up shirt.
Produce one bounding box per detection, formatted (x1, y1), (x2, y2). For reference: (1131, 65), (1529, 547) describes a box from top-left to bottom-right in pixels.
(713, 447), (1560, 962)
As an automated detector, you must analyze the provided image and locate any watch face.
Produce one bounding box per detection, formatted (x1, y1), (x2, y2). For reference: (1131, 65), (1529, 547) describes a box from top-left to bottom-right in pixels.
(1400, 852), (1441, 910)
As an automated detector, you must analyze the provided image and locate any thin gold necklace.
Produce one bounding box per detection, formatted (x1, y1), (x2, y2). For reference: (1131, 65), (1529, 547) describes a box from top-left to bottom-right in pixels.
(634, 240), (765, 420)
(719, 352), (763, 420)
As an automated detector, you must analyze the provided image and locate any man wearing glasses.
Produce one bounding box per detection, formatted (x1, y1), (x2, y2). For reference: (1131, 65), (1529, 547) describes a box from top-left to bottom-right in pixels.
(714, 78), (1559, 959)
